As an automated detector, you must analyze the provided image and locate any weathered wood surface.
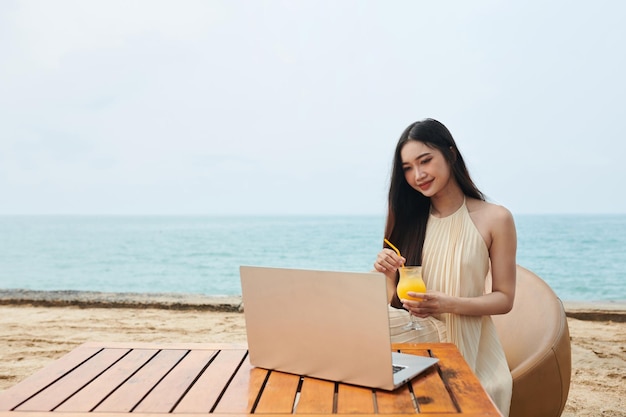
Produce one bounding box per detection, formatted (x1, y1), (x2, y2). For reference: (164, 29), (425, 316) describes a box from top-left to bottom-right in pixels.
(0, 342), (500, 416)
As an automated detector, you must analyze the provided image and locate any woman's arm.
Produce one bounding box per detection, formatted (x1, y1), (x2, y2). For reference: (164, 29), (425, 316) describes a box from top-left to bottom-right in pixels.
(483, 205), (517, 314)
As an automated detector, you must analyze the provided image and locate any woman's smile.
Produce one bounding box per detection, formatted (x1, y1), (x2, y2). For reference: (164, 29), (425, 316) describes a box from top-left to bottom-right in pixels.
(418, 179), (434, 191)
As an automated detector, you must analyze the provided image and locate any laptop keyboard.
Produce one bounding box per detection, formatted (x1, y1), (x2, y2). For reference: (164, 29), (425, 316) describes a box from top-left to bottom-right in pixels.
(392, 365), (406, 374)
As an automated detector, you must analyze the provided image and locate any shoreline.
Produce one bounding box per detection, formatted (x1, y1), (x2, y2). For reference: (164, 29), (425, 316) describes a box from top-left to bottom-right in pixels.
(1, 289), (624, 321)
(561, 300), (626, 322)
(0, 289), (243, 312)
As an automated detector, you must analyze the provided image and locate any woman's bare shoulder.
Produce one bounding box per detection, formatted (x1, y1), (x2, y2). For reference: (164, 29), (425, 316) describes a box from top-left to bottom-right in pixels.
(467, 199), (514, 225)
(466, 199), (515, 248)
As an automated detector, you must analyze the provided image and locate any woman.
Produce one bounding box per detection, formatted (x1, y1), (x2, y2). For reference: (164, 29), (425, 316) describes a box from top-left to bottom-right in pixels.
(374, 118), (516, 416)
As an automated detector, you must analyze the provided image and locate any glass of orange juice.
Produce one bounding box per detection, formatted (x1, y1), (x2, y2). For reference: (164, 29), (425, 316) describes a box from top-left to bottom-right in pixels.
(396, 266), (426, 330)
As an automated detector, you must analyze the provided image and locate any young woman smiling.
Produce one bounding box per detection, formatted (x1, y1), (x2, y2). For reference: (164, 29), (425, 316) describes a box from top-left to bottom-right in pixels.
(374, 118), (517, 416)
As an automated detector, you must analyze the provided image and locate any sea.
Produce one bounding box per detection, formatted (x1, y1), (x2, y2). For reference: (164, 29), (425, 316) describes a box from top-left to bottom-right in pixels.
(0, 215), (624, 302)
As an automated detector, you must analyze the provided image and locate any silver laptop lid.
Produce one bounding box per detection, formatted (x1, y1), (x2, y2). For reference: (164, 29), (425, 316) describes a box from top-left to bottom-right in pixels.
(240, 266), (398, 389)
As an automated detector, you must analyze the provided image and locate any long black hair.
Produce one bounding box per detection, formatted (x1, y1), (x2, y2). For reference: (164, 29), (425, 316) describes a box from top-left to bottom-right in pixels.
(384, 118), (485, 267)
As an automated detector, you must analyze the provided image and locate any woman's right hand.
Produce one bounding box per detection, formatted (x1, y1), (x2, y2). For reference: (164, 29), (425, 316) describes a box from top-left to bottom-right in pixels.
(374, 249), (406, 303)
(374, 249), (406, 277)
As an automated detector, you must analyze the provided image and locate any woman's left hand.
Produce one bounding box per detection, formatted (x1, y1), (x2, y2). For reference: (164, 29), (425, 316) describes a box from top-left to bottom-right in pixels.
(401, 291), (454, 318)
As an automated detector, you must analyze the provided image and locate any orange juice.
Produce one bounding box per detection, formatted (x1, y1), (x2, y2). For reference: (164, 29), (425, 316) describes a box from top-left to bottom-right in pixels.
(397, 266), (426, 301)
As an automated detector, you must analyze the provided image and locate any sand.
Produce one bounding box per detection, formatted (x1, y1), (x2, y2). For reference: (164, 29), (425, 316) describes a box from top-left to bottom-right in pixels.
(0, 302), (624, 416)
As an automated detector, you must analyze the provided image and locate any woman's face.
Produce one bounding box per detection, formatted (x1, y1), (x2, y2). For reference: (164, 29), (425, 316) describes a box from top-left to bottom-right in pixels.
(400, 140), (452, 197)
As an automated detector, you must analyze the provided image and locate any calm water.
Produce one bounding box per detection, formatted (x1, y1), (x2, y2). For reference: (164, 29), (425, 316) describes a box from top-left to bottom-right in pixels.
(0, 215), (624, 301)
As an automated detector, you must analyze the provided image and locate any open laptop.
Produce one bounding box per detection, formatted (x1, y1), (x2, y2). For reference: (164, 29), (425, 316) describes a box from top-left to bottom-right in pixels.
(239, 265), (439, 391)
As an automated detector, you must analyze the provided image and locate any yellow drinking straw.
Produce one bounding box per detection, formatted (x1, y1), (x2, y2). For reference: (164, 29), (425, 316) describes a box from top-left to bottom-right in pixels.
(384, 238), (404, 266)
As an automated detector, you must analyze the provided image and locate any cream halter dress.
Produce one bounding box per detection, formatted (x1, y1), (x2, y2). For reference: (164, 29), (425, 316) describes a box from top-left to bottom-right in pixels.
(388, 200), (512, 416)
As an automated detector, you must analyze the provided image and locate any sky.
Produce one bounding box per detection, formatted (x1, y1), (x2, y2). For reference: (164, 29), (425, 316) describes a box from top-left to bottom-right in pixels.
(1, 0), (625, 216)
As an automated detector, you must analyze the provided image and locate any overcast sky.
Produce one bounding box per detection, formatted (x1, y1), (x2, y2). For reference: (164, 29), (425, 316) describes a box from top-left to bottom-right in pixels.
(1, 1), (624, 216)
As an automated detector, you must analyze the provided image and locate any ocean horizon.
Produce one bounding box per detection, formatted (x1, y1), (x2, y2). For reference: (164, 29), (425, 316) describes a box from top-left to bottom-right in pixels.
(1, 214), (625, 302)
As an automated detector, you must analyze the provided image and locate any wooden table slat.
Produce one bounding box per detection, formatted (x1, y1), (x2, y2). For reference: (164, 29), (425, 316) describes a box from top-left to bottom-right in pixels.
(210, 355), (267, 414)
(55, 348), (158, 412)
(392, 347), (457, 414)
(0, 346), (102, 411)
(93, 349), (187, 413)
(254, 370), (301, 413)
(294, 377), (335, 414)
(406, 344), (501, 416)
(16, 348), (130, 412)
(410, 366), (457, 413)
(132, 349), (218, 413)
(373, 384), (416, 414)
(200, 352), (266, 414)
(173, 349), (247, 413)
(336, 383), (375, 413)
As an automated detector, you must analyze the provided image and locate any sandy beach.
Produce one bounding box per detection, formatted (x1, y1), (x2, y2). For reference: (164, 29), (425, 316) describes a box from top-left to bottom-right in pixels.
(0, 298), (624, 416)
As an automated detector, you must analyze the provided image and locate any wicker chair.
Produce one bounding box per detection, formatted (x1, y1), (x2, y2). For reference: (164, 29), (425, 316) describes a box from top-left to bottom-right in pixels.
(490, 265), (571, 417)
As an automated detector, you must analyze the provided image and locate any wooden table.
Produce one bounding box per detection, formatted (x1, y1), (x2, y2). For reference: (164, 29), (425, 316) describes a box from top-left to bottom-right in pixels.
(0, 342), (501, 416)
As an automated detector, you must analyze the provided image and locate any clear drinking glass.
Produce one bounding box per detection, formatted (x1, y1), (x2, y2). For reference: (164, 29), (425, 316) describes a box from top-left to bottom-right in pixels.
(396, 266), (427, 331)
